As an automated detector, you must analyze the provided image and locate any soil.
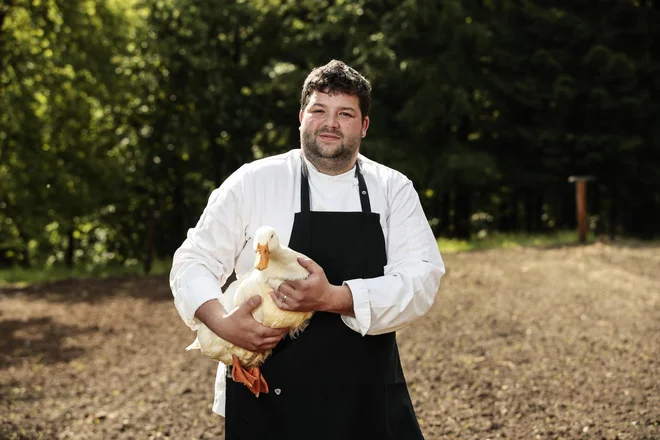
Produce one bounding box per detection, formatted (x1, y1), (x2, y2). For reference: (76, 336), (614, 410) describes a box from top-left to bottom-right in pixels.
(1, 242), (659, 440)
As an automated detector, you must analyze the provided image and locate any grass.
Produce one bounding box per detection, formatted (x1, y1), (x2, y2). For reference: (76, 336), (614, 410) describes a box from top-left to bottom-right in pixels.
(0, 258), (172, 288)
(0, 230), (647, 286)
(437, 230), (597, 253)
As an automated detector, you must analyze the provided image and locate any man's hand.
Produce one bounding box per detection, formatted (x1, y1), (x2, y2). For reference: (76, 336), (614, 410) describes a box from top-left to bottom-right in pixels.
(270, 257), (355, 316)
(195, 296), (288, 353)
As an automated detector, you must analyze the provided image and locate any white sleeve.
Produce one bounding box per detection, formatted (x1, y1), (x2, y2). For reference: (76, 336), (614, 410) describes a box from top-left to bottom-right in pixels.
(342, 178), (445, 335)
(169, 166), (250, 330)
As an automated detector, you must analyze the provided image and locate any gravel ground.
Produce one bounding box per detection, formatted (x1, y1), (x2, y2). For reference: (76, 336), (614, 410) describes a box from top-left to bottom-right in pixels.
(1, 242), (659, 439)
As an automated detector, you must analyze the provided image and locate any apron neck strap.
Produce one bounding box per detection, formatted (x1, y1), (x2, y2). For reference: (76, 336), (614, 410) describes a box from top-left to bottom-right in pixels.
(300, 157), (311, 212)
(355, 160), (371, 213)
(300, 156), (371, 213)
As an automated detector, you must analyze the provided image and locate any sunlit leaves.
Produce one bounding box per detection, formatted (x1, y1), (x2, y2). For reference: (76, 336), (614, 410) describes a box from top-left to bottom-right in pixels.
(0, 0), (144, 267)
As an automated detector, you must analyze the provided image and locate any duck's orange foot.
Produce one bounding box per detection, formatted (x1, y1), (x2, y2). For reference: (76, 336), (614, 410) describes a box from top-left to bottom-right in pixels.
(230, 356), (269, 397)
(247, 367), (269, 396)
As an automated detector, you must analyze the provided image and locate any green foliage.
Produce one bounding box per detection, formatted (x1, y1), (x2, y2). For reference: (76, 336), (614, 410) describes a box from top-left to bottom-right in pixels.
(0, 257), (171, 287)
(438, 230), (596, 254)
(1, 0), (658, 275)
(1, 0), (142, 267)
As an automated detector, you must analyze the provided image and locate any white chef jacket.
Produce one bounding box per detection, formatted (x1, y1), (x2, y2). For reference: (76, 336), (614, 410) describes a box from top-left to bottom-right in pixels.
(169, 149), (445, 416)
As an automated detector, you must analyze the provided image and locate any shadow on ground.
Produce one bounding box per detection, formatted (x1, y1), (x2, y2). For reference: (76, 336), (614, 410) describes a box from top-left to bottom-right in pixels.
(0, 274), (171, 304)
(0, 316), (94, 369)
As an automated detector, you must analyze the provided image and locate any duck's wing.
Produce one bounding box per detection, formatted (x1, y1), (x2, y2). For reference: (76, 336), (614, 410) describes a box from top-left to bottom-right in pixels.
(190, 322), (234, 365)
(233, 274), (262, 306)
(220, 279), (240, 311)
(188, 278), (238, 355)
(259, 292), (313, 330)
(280, 245), (312, 262)
(265, 256), (310, 291)
(186, 278), (274, 369)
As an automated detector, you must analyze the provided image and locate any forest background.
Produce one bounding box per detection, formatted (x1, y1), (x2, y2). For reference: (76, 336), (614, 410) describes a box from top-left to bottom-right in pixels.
(2, 0), (659, 276)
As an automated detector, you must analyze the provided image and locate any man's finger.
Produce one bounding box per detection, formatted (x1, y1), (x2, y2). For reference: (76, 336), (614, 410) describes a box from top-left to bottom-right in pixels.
(270, 291), (293, 310)
(277, 282), (295, 295)
(297, 256), (321, 273)
(269, 291), (289, 306)
(276, 300), (292, 311)
(240, 295), (262, 313)
(285, 279), (305, 290)
(263, 334), (286, 346)
(259, 324), (288, 338)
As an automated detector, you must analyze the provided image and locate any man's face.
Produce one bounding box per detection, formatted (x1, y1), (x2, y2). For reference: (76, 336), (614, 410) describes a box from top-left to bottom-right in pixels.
(299, 91), (369, 173)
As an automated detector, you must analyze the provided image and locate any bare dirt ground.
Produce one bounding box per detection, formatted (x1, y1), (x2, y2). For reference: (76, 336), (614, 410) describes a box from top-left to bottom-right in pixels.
(1, 242), (659, 440)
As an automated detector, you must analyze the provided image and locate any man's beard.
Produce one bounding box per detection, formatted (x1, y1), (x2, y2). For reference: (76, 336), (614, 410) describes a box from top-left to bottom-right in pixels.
(301, 128), (361, 175)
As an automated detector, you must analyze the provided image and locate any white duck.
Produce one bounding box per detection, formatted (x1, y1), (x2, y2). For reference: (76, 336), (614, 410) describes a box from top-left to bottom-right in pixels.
(186, 226), (313, 396)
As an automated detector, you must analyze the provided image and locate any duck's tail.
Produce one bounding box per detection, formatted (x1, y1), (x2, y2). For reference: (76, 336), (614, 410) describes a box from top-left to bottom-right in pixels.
(185, 337), (201, 351)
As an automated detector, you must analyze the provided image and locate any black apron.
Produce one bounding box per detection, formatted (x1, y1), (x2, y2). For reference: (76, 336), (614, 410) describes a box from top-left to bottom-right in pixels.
(226, 158), (424, 440)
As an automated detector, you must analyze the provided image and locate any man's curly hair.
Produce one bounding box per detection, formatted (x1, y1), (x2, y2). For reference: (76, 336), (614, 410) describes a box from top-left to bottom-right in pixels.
(300, 60), (372, 119)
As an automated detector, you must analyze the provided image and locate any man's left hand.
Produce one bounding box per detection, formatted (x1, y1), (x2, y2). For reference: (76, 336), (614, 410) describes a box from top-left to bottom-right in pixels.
(270, 257), (354, 315)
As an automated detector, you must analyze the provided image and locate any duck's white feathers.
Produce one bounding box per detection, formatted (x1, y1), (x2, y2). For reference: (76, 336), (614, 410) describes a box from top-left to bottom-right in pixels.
(236, 244), (312, 332)
(186, 237), (313, 368)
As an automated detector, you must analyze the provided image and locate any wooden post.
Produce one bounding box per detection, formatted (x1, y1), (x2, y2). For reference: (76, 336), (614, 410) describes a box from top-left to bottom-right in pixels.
(568, 176), (595, 243)
(576, 180), (587, 242)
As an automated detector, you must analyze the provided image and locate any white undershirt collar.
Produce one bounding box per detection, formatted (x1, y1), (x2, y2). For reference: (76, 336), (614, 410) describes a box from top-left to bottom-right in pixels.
(302, 153), (358, 181)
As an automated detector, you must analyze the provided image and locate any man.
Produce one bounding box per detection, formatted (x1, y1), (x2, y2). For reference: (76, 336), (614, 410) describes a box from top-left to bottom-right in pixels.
(170, 59), (445, 439)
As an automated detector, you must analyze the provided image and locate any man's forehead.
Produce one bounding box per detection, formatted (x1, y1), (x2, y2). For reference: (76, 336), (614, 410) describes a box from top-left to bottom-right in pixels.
(308, 91), (359, 107)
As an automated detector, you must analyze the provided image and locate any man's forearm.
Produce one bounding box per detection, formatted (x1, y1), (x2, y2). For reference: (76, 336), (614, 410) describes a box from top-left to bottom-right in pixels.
(194, 299), (228, 337)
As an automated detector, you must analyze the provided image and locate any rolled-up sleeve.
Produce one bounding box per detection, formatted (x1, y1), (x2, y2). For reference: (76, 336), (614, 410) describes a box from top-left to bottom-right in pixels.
(342, 178), (445, 335)
(169, 166), (249, 330)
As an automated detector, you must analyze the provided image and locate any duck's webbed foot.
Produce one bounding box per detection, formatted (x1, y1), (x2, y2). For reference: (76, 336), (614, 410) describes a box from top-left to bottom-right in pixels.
(247, 366), (269, 397)
(231, 356), (269, 397)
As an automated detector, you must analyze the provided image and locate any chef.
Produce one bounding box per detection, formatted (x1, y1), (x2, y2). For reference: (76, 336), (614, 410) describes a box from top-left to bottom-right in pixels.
(170, 59), (445, 440)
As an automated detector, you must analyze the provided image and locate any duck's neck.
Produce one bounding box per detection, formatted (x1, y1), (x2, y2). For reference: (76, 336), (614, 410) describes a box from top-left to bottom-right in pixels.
(268, 246), (296, 267)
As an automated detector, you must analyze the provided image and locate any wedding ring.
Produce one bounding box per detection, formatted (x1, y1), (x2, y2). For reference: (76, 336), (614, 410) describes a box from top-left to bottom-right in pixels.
(282, 294), (288, 303)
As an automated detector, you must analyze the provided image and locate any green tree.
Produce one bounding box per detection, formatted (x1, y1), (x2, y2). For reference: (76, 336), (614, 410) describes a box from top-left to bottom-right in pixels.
(1, 0), (144, 267)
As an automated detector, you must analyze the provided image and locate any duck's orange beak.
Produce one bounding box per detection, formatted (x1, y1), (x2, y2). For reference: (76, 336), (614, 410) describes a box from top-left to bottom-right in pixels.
(255, 243), (269, 270)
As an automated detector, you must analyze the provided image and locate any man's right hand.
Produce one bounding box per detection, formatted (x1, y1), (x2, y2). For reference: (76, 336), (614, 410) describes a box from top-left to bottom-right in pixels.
(195, 295), (288, 353)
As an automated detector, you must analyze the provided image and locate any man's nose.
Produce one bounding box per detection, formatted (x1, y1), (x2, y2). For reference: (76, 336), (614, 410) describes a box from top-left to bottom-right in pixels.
(324, 113), (340, 128)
